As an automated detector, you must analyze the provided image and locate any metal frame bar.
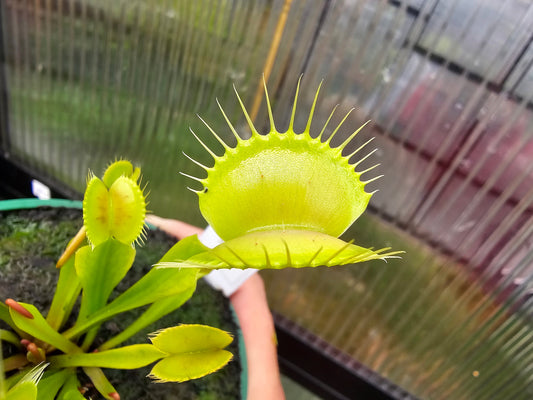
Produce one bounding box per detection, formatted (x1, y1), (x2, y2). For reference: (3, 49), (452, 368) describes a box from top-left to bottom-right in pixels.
(0, 153), (81, 200)
(0, 0), (11, 153)
(275, 312), (417, 400)
(390, 0), (533, 105)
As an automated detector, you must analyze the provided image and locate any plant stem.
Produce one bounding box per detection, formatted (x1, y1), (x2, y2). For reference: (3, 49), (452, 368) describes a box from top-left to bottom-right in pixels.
(0, 330), (23, 349)
(46, 256), (82, 331)
(2, 354), (27, 373)
(82, 367), (118, 400)
(49, 344), (165, 369)
(81, 327), (98, 351)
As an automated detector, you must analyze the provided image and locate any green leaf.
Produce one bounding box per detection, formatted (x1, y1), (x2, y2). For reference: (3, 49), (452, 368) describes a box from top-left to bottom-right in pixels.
(151, 324), (233, 353)
(6, 382), (37, 400)
(4, 371), (21, 393)
(158, 234), (209, 263)
(102, 160), (135, 188)
(82, 368), (117, 400)
(150, 351), (233, 383)
(46, 256), (81, 331)
(75, 240), (136, 350)
(83, 177), (111, 246)
(57, 373), (85, 400)
(96, 236), (206, 350)
(194, 82), (376, 242)
(83, 175), (146, 246)
(2, 356), (27, 375)
(8, 303), (80, 354)
(105, 267), (198, 317)
(159, 230), (404, 270)
(0, 351), (5, 399)
(49, 344), (165, 369)
(6, 363), (47, 400)
(0, 303), (13, 327)
(148, 325), (233, 383)
(63, 266), (198, 341)
(107, 176), (146, 245)
(75, 240), (135, 319)
(0, 330), (22, 349)
(98, 284), (196, 351)
(36, 370), (70, 400)
(0, 303), (24, 338)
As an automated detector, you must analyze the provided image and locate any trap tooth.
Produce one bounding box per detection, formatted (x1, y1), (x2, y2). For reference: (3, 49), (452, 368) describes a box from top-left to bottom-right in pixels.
(336, 120), (371, 156)
(325, 108), (355, 146)
(197, 114), (231, 150)
(216, 98), (242, 144)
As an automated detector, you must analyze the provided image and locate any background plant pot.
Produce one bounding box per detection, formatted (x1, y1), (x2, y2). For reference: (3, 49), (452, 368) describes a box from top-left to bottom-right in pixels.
(0, 199), (246, 399)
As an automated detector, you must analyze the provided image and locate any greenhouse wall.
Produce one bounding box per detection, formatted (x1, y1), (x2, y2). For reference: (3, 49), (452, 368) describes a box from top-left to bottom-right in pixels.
(1, 1), (532, 399)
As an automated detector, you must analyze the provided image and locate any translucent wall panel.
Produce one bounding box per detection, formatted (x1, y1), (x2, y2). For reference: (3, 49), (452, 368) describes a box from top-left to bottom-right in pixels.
(416, 0), (533, 83)
(255, 1), (533, 399)
(2, 0), (297, 220)
(1, 1), (532, 399)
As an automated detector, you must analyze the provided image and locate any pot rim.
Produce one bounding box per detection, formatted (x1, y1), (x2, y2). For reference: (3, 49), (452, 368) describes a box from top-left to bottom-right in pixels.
(0, 198), (83, 211)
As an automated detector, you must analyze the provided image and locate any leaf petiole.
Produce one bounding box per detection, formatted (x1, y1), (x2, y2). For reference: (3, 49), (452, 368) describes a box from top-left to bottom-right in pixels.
(46, 257), (81, 331)
(49, 345), (166, 369)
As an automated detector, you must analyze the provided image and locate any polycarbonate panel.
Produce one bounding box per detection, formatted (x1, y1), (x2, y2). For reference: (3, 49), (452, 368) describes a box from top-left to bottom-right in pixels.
(1, 0), (288, 220)
(1, 1), (532, 399)
(505, 44), (533, 100)
(416, 0), (533, 83)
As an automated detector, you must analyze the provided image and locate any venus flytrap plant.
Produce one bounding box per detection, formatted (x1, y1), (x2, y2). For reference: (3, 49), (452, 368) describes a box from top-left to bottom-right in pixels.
(1, 77), (402, 399)
(1, 161), (233, 399)
(159, 78), (403, 272)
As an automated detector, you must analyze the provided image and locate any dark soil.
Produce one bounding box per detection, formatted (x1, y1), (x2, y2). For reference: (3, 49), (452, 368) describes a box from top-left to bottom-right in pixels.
(0, 206), (242, 399)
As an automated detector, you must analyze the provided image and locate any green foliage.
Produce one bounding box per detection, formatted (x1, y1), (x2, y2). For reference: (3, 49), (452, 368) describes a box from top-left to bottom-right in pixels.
(148, 325), (233, 383)
(49, 344), (166, 369)
(56, 372), (86, 400)
(1, 363), (47, 400)
(98, 235), (206, 351)
(8, 303), (80, 355)
(46, 256), (81, 331)
(35, 369), (70, 400)
(102, 160), (141, 188)
(0, 160), (218, 398)
(160, 230), (400, 270)
(49, 325), (233, 384)
(75, 240), (135, 320)
(4, 381), (37, 400)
